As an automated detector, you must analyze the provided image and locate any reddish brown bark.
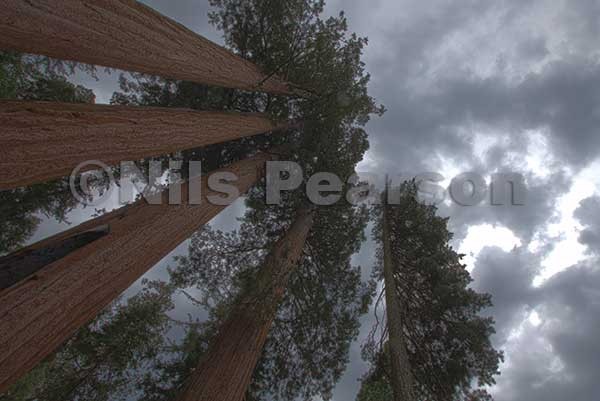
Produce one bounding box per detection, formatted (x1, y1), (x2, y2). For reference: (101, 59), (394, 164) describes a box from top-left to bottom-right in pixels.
(0, 100), (285, 190)
(0, 225), (109, 290)
(0, 152), (276, 393)
(176, 208), (314, 401)
(383, 205), (416, 401)
(0, 0), (295, 94)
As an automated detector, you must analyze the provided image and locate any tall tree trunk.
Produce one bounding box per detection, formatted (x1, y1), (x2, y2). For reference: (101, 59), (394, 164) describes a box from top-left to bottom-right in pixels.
(176, 208), (314, 401)
(382, 205), (416, 401)
(0, 225), (109, 290)
(0, 152), (276, 393)
(1, 0), (296, 95)
(0, 100), (286, 190)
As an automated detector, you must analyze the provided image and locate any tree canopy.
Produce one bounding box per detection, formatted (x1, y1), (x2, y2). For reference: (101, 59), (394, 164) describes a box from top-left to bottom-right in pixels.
(360, 181), (503, 401)
(0, 51), (98, 255)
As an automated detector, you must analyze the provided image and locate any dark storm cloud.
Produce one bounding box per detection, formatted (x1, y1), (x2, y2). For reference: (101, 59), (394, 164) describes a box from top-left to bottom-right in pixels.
(528, 262), (600, 401)
(469, 241), (600, 401)
(574, 195), (600, 254)
(514, 36), (550, 63)
(470, 246), (540, 342)
(344, 0), (600, 194)
(327, 0), (495, 80)
(368, 58), (600, 176)
(488, 260), (600, 401)
(442, 170), (572, 243)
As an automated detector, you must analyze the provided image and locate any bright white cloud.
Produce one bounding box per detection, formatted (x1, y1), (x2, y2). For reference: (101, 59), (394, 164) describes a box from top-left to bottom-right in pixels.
(534, 161), (600, 285)
(459, 224), (522, 271)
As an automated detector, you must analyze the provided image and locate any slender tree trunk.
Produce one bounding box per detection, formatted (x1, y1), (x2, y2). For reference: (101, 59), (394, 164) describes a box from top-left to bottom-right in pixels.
(0, 152), (276, 393)
(176, 208), (314, 401)
(0, 0), (295, 95)
(382, 205), (416, 401)
(0, 100), (286, 190)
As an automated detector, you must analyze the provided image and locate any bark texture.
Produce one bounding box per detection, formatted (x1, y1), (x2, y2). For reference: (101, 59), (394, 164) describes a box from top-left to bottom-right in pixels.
(176, 208), (314, 401)
(383, 205), (416, 401)
(0, 152), (275, 393)
(0, 100), (284, 190)
(0, 0), (295, 94)
(0, 225), (109, 290)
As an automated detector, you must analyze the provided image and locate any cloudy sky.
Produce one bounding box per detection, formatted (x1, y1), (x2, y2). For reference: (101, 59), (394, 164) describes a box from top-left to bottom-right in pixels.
(54, 0), (600, 400)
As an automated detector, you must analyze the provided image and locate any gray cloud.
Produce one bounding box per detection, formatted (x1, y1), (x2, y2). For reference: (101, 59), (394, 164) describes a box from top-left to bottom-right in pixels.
(467, 240), (600, 401)
(471, 246), (540, 342)
(491, 260), (600, 401)
(574, 195), (600, 254)
(441, 171), (572, 244)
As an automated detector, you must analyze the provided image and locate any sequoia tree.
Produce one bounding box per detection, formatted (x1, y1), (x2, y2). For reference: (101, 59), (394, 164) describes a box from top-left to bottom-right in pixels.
(247, 203), (372, 401)
(380, 197), (416, 401)
(360, 182), (503, 401)
(175, 207), (314, 401)
(0, 51), (97, 255)
(1, 0), (296, 94)
(167, 0), (382, 399)
(0, 280), (175, 401)
(0, 151), (279, 393)
(153, 181), (371, 401)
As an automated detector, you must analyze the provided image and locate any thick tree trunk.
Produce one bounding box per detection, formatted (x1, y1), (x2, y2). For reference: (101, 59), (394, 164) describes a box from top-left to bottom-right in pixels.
(0, 225), (109, 290)
(0, 152), (276, 394)
(383, 205), (416, 401)
(176, 208), (314, 401)
(0, 100), (285, 190)
(0, 0), (295, 95)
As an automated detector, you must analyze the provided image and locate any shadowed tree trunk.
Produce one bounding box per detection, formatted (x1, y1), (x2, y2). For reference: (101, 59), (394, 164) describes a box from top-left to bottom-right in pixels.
(0, 152), (276, 393)
(0, 225), (110, 290)
(176, 208), (314, 401)
(0, 0), (296, 95)
(383, 204), (416, 401)
(0, 100), (287, 189)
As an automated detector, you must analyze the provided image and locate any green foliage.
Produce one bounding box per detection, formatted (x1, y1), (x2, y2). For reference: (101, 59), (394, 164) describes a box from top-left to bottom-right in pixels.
(0, 52), (98, 255)
(135, 312), (223, 401)
(0, 180), (76, 255)
(111, 70), (294, 179)
(360, 181), (503, 401)
(0, 52), (22, 98)
(18, 75), (94, 103)
(356, 379), (394, 401)
(1, 282), (174, 401)
(249, 205), (372, 401)
(0, 51), (95, 103)
(356, 344), (394, 401)
(176, 2), (383, 400)
(114, 0), (383, 182)
(111, 72), (246, 112)
(164, 198), (372, 401)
